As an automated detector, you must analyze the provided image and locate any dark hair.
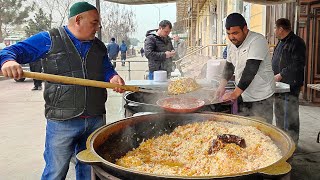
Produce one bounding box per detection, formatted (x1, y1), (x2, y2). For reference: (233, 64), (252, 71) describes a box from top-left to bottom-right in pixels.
(111, 37), (115, 41)
(225, 13), (247, 30)
(159, 20), (172, 29)
(276, 18), (291, 31)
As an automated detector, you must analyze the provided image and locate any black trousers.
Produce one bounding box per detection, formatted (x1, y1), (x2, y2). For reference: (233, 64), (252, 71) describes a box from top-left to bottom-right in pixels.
(238, 95), (274, 124)
(274, 87), (300, 143)
(110, 56), (117, 68)
(29, 61), (42, 87)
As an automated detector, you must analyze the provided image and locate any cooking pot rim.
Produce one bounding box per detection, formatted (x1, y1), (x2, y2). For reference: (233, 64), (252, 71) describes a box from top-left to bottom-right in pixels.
(87, 113), (295, 178)
(123, 91), (160, 107)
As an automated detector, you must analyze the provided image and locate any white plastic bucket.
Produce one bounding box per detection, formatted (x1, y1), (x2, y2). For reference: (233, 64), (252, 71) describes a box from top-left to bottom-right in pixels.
(153, 70), (167, 82)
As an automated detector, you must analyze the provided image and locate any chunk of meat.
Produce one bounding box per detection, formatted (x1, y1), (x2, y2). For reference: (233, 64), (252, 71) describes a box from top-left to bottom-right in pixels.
(208, 134), (246, 154)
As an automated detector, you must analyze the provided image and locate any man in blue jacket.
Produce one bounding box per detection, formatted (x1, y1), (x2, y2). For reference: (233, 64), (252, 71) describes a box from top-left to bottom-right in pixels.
(0, 2), (125, 179)
(107, 37), (119, 68)
(120, 40), (128, 66)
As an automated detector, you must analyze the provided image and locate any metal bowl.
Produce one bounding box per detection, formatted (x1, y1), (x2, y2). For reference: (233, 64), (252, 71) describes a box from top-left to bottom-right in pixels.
(77, 113), (295, 179)
(156, 97), (205, 113)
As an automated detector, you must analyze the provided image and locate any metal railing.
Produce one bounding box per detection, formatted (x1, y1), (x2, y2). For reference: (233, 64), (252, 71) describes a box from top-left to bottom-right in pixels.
(176, 43), (276, 65)
(174, 43), (276, 77)
(176, 44), (226, 64)
(174, 44), (227, 77)
(111, 44), (276, 80)
(111, 60), (147, 80)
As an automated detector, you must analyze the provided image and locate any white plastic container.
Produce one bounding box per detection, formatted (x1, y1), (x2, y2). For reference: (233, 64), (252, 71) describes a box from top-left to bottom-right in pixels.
(170, 68), (181, 78)
(153, 70), (167, 82)
(206, 59), (226, 81)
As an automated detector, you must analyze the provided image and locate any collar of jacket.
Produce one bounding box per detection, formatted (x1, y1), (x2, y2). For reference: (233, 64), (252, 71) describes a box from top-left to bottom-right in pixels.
(281, 31), (294, 42)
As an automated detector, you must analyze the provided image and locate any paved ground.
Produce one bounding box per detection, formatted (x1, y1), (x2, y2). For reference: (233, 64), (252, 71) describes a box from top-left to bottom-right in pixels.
(0, 56), (319, 179)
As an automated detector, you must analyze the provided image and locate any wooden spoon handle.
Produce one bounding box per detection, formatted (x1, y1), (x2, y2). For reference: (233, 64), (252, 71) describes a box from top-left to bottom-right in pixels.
(23, 71), (140, 92)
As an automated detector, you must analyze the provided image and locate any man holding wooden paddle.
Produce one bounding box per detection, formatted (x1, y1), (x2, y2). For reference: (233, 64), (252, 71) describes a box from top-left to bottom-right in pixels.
(0, 2), (124, 180)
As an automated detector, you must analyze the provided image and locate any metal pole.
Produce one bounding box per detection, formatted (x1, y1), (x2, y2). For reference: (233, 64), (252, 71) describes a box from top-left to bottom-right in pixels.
(294, 0), (300, 34)
(96, 0), (102, 40)
(128, 61), (131, 80)
(159, 8), (160, 22)
(153, 5), (168, 24)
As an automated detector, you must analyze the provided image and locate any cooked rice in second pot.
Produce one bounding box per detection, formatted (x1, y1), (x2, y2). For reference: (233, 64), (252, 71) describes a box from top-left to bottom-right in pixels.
(116, 121), (282, 176)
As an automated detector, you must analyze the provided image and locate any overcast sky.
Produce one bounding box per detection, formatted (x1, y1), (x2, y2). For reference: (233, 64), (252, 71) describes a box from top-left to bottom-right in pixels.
(125, 3), (176, 42)
(27, 1), (176, 42)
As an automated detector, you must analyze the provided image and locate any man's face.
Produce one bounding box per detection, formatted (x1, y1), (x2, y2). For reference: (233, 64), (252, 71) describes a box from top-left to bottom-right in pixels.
(226, 26), (248, 46)
(158, 25), (171, 37)
(173, 35), (179, 42)
(274, 26), (283, 39)
(77, 10), (101, 40)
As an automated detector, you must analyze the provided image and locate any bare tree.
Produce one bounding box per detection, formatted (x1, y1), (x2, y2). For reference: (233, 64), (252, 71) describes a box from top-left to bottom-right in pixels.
(100, 2), (137, 44)
(33, 0), (78, 27)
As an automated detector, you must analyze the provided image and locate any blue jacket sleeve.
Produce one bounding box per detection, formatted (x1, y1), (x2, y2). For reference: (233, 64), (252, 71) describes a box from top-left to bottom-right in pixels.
(0, 31), (50, 66)
(103, 55), (118, 82)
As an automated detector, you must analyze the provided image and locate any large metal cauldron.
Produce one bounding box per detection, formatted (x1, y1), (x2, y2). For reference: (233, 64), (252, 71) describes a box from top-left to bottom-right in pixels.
(123, 92), (232, 116)
(77, 113), (295, 180)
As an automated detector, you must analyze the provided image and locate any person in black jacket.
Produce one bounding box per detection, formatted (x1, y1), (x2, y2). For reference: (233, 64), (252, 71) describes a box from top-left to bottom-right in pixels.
(144, 20), (175, 80)
(272, 18), (306, 144)
(29, 60), (43, 90)
(107, 38), (120, 68)
(140, 47), (145, 57)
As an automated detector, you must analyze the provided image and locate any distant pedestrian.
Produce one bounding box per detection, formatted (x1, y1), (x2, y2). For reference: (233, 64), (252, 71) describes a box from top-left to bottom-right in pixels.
(140, 47), (145, 57)
(222, 47), (227, 59)
(107, 37), (119, 68)
(29, 60), (42, 90)
(172, 35), (187, 60)
(172, 34), (186, 73)
(132, 47), (136, 56)
(144, 20), (175, 80)
(120, 40), (128, 66)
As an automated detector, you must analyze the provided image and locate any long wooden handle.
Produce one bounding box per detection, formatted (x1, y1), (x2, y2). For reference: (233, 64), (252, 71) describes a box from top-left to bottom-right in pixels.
(23, 71), (140, 92)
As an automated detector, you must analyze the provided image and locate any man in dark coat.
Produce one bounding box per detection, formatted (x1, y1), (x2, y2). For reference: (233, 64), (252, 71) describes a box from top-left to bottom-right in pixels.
(119, 40), (127, 66)
(272, 18), (306, 144)
(140, 47), (145, 57)
(107, 37), (119, 68)
(29, 60), (43, 90)
(144, 20), (175, 80)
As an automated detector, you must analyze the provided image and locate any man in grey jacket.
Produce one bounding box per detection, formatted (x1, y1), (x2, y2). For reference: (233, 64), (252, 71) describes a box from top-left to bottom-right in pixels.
(144, 20), (175, 80)
(172, 34), (187, 74)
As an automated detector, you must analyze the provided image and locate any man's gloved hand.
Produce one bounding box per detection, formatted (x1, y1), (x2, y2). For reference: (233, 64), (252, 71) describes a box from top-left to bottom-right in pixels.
(221, 87), (243, 102)
(215, 84), (226, 100)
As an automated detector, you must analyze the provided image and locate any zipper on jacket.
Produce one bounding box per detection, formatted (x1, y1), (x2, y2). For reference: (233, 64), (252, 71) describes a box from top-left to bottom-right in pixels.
(68, 37), (90, 116)
(81, 42), (93, 113)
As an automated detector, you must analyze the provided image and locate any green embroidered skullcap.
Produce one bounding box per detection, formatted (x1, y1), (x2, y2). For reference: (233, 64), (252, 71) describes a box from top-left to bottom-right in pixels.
(69, 2), (97, 18)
